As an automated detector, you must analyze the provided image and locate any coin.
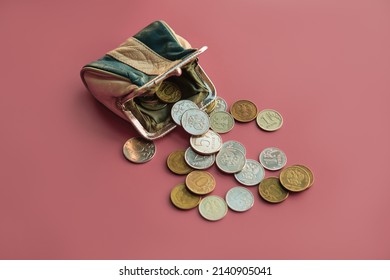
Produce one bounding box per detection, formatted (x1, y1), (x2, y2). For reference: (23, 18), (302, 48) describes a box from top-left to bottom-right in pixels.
(225, 186), (254, 212)
(256, 109), (283, 131)
(156, 81), (182, 103)
(230, 100), (258, 122)
(294, 164), (314, 187)
(205, 99), (217, 114)
(209, 111), (235, 133)
(214, 97), (228, 112)
(190, 130), (223, 155)
(185, 171), (216, 195)
(258, 177), (289, 203)
(123, 137), (156, 163)
(198, 195), (228, 221)
(222, 140), (246, 156)
(259, 147), (287, 171)
(171, 100), (198, 126)
(181, 108), (210, 136)
(234, 159), (265, 186)
(216, 147), (246, 173)
(184, 147), (216, 170)
(166, 150), (193, 175)
(279, 165), (311, 192)
(170, 183), (201, 210)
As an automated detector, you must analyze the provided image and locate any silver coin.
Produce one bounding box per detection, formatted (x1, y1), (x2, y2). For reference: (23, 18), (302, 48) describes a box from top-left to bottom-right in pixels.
(123, 137), (156, 163)
(170, 100), (198, 126)
(222, 140), (246, 156)
(190, 130), (223, 155)
(198, 195), (228, 221)
(214, 97), (228, 112)
(181, 108), (210, 136)
(259, 147), (287, 171)
(225, 186), (254, 212)
(216, 147), (246, 173)
(234, 159), (265, 186)
(209, 111), (235, 134)
(184, 147), (215, 170)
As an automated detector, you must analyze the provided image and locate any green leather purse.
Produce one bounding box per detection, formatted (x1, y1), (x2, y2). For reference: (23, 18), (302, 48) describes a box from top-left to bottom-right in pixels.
(80, 20), (216, 139)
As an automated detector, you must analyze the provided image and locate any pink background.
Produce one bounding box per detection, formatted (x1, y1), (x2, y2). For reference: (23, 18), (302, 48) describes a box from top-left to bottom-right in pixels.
(1, 0), (389, 259)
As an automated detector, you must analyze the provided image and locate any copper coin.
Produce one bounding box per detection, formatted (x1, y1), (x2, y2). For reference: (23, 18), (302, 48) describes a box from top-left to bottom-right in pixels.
(279, 165), (311, 192)
(258, 177), (289, 203)
(230, 100), (258, 122)
(170, 183), (201, 210)
(185, 171), (216, 195)
(167, 150), (194, 175)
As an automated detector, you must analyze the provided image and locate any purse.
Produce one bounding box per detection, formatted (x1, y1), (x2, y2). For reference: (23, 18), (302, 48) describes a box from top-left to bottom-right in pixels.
(80, 20), (217, 140)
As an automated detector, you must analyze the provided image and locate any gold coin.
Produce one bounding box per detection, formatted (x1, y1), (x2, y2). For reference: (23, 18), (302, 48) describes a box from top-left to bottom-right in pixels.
(230, 100), (258, 122)
(185, 171), (216, 195)
(258, 177), (289, 203)
(279, 165), (311, 192)
(167, 150), (193, 175)
(156, 81), (182, 103)
(170, 183), (201, 210)
(292, 164), (314, 188)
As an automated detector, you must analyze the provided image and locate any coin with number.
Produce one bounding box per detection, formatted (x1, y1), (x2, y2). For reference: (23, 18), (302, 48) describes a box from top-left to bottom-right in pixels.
(170, 183), (201, 210)
(216, 147), (246, 173)
(214, 97), (228, 112)
(209, 111), (235, 133)
(123, 137), (156, 163)
(171, 100), (198, 126)
(198, 195), (228, 221)
(222, 140), (246, 156)
(259, 147), (287, 171)
(279, 165), (311, 192)
(184, 147), (215, 170)
(234, 159), (265, 186)
(190, 130), (223, 155)
(258, 177), (289, 203)
(256, 109), (283, 131)
(185, 171), (216, 195)
(167, 150), (193, 175)
(230, 100), (258, 122)
(225, 186), (254, 212)
(181, 108), (210, 136)
(156, 81), (182, 103)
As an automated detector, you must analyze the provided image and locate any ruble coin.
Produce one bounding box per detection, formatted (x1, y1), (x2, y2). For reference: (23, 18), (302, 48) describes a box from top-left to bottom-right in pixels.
(294, 164), (314, 187)
(184, 147), (215, 170)
(185, 171), (216, 195)
(123, 137), (156, 163)
(171, 100), (198, 126)
(256, 109), (283, 131)
(198, 195), (228, 221)
(181, 108), (210, 136)
(167, 150), (193, 175)
(258, 177), (289, 203)
(222, 140), (246, 156)
(216, 147), (246, 173)
(209, 111), (235, 134)
(170, 183), (201, 210)
(234, 159), (265, 186)
(156, 81), (182, 103)
(230, 100), (258, 122)
(259, 147), (287, 171)
(225, 186), (254, 212)
(190, 130), (223, 155)
(214, 97), (228, 112)
(279, 165), (311, 192)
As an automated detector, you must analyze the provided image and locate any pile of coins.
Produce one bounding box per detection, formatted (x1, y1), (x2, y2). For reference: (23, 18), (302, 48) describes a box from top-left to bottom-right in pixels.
(123, 97), (314, 221)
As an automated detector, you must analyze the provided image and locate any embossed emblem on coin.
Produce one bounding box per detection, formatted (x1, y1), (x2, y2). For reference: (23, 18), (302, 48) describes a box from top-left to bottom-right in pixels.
(258, 177), (289, 203)
(123, 137), (156, 163)
(234, 159), (265, 186)
(294, 164), (314, 187)
(259, 147), (287, 171)
(198, 195), (228, 221)
(209, 111), (235, 134)
(171, 100), (198, 126)
(216, 147), (246, 173)
(230, 100), (258, 122)
(185, 171), (216, 195)
(190, 130), (223, 155)
(181, 109), (210, 135)
(167, 150), (193, 175)
(156, 81), (182, 103)
(170, 183), (201, 210)
(225, 186), (254, 212)
(279, 165), (311, 192)
(184, 147), (215, 170)
(256, 109), (283, 131)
